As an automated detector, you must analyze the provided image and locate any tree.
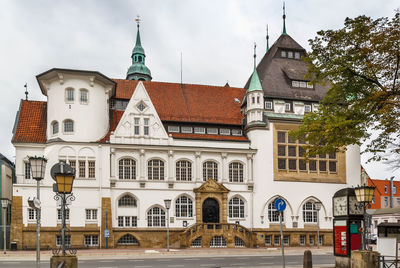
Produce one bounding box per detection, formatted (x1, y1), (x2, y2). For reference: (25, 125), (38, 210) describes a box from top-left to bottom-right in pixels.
(290, 13), (400, 163)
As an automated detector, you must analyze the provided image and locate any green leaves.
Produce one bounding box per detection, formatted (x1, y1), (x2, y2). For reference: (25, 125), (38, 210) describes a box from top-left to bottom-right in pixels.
(291, 13), (400, 161)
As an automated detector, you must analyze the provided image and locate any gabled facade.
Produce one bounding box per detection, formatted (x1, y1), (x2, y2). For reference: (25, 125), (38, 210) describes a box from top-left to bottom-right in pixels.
(10, 19), (361, 249)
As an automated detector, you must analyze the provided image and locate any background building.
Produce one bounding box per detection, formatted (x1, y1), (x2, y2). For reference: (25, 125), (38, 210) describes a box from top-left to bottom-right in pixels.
(10, 20), (361, 249)
(0, 153), (14, 249)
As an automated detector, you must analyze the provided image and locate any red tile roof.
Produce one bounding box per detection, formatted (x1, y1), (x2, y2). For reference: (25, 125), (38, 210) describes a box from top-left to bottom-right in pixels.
(12, 100), (47, 143)
(14, 80), (248, 143)
(113, 80), (245, 125)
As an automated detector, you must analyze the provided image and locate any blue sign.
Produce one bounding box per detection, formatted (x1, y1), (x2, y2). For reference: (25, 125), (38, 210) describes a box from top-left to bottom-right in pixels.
(104, 229), (110, 238)
(275, 198), (286, 212)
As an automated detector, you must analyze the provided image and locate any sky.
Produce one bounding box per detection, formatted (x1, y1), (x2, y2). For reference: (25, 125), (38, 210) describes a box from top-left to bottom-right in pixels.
(0, 0), (399, 180)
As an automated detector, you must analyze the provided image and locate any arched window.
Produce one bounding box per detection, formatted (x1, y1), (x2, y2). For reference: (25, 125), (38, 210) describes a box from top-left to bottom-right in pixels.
(228, 197), (245, 218)
(52, 121), (59, 134)
(66, 88), (74, 102)
(148, 159), (165, 180)
(64, 120), (74, 133)
(229, 162), (243, 182)
(147, 206), (166, 227)
(119, 158), (136, 179)
(117, 234), (139, 245)
(303, 201), (317, 223)
(268, 198), (284, 222)
(80, 89), (88, 103)
(203, 161), (218, 181)
(118, 195), (137, 207)
(176, 160), (192, 181)
(175, 195), (193, 217)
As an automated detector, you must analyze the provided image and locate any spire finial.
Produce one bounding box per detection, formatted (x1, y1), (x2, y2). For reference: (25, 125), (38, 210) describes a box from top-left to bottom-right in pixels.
(253, 42), (257, 69)
(24, 83), (28, 100)
(135, 15), (140, 28)
(282, 2), (287, 35)
(266, 25), (270, 53)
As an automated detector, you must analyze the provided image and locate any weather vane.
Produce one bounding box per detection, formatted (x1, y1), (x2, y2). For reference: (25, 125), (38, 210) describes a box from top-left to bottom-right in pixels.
(135, 15), (141, 27)
(24, 83), (28, 100)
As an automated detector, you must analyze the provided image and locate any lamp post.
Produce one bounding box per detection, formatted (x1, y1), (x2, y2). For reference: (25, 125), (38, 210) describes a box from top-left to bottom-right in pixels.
(51, 162), (75, 256)
(314, 202), (322, 249)
(28, 156), (47, 268)
(1, 198), (10, 254)
(354, 185), (375, 250)
(164, 199), (171, 252)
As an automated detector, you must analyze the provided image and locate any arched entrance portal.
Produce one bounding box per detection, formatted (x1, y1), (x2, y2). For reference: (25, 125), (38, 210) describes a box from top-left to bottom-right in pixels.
(202, 198), (219, 223)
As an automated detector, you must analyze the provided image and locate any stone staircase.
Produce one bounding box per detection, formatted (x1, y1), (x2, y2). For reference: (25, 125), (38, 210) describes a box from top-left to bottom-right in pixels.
(180, 223), (256, 248)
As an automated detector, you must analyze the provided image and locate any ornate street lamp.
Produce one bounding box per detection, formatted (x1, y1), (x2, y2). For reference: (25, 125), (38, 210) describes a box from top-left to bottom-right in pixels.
(1, 198), (11, 254)
(354, 185), (375, 250)
(314, 201), (322, 249)
(164, 199), (171, 252)
(28, 156), (47, 268)
(51, 162), (75, 256)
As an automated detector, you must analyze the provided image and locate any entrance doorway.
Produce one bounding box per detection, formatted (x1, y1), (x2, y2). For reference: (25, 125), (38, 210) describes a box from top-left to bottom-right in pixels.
(202, 198), (219, 223)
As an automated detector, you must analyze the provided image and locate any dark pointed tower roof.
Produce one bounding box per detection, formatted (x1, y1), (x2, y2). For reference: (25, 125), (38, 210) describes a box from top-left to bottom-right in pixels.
(127, 19), (152, 81)
(244, 34), (329, 101)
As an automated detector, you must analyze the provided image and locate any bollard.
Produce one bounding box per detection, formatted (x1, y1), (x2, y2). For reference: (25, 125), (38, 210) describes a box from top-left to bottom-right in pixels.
(303, 250), (312, 268)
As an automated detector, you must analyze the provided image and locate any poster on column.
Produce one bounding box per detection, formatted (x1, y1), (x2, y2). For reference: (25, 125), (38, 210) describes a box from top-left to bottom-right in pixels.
(334, 220), (348, 256)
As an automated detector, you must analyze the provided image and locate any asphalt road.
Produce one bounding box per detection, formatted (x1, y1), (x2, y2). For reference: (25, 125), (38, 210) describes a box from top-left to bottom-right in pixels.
(0, 254), (334, 267)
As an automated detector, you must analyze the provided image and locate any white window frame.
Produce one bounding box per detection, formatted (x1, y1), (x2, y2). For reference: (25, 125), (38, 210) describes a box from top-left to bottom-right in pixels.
(52, 121), (59, 135)
(303, 201), (317, 223)
(57, 208), (70, 221)
(63, 119), (74, 133)
(85, 209), (98, 221)
(304, 105), (312, 113)
(229, 162), (244, 182)
(194, 127), (205, 134)
(84, 235), (98, 247)
(203, 161), (218, 181)
(148, 159), (165, 180)
(80, 89), (89, 104)
(220, 128), (230, 135)
(175, 195), (193, 218)
(207, 128), (218, 135)
(168, 126), (180, 133)
(229, 197), (245, 219)
(28, 208), (36, 221)
(118, 158), (136, 180)
(147, 206), (166, 227)
(231, 129), (242, 136)
(176, 160), (192, 181)
(65, 88), (74, 103)
(265, 101), (273, 110)
(181, 126), (193, 133)
(285, 103), (291, 112)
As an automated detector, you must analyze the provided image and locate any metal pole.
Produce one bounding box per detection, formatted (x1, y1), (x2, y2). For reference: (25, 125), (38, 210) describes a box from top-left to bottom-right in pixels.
(36, 180), (40, 268)
(279, 212), (285, 268)
(62, 194), (66, 255)
(363, 204), (366, 250)
(3, 207), (6, 254)
(317, 209), (320, 249)
(167, 208), (170, 252)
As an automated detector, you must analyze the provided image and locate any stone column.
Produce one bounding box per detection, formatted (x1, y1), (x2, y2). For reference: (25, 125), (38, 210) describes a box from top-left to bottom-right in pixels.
(195, 152), (201, 182)
(247, 154), (253, 183)
(140, 149), (145, 180)
(168, 150), (174, 181)
(101, 197), (114, 248)
(110, 148), (116, 180)
(221, 153), (227, 183)
(10, 196), (23, 250)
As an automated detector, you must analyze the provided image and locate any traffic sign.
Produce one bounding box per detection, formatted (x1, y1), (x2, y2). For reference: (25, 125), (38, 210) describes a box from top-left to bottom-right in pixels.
(275, 198), (286, 212)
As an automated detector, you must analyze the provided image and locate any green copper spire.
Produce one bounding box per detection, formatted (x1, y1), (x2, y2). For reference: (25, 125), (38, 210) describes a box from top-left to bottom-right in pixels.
(282, 2), (287, 35)
(266, 24), (270, 53)
(248, 43), (262, 92)
(127, 16), (152, 81)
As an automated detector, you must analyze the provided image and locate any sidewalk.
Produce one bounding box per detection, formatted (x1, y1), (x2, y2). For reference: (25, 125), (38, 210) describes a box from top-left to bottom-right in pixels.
(0, 246), (333, 261)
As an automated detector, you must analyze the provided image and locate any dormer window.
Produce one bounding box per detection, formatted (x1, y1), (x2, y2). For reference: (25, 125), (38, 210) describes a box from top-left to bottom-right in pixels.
(292, 80), (313, 89)
(288, 51), (293, 58)
(304, 105), (312, 113)
(295, 52), (300, 59)
(281, 51), (286, 57)
(265, 101), (273, 110)
(285, 103), (291, 112)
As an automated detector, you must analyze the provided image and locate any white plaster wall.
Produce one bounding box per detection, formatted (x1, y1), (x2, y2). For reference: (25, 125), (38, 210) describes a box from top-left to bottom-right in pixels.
(247, 122), (361, 230)
(46, 74), (109, 142)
